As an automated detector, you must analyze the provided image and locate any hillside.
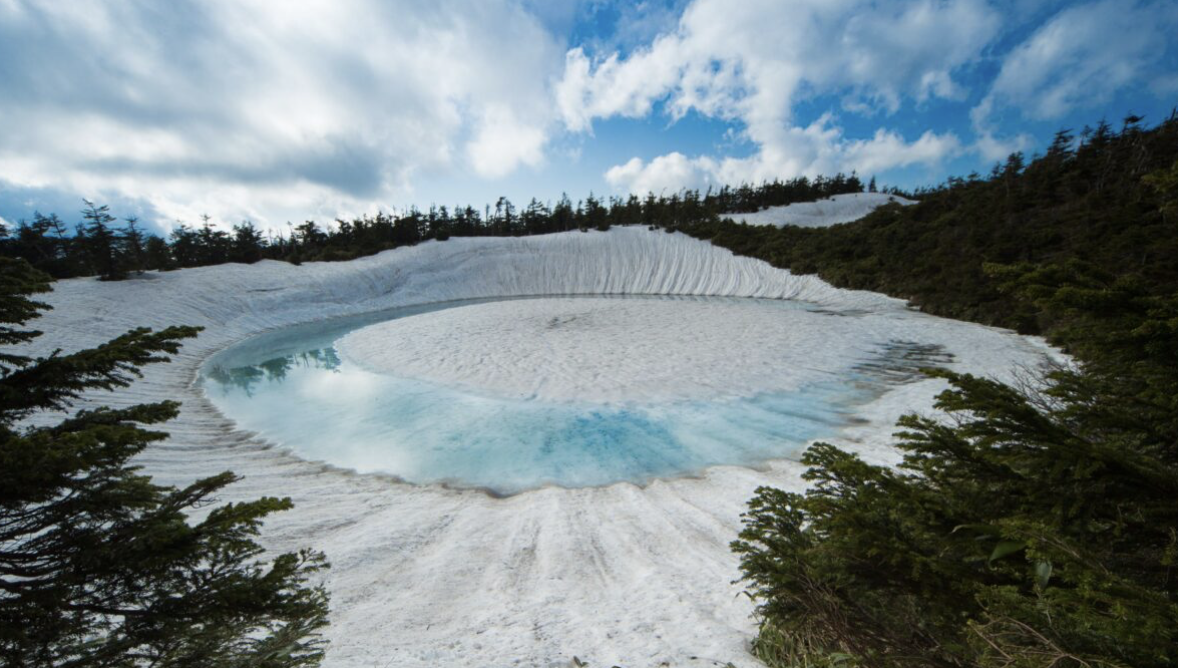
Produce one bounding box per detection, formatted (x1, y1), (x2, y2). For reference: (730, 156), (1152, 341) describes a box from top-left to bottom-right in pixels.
(685, 115), (1178, 335)
(723, 115), (1178, 668)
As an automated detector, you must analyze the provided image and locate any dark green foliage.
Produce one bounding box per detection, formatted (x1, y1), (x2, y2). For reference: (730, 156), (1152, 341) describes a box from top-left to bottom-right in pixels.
(80, 200), (125, 281)
(0, 206), (169, 281)
(4, 213), (78, 278)
(731, 114), (1178, 667)
(988, 260), (1178, 444)
(168, 224), (201, 268)
(0, 257), (329, 667)
(121, 217), (147, 276)
(144, 235), (172, 271)
(0, 257), (52, 371)
(231, 221), (267, 264)
(734, 291), (1178, 665)
(1143, 158), (1178, 221)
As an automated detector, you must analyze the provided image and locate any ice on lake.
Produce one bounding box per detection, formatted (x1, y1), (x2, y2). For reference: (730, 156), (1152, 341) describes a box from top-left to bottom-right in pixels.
(202, 296), (952, 495)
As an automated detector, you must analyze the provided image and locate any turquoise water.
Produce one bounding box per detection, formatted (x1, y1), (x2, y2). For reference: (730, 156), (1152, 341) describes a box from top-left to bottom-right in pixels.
(201, 297), (934, 495)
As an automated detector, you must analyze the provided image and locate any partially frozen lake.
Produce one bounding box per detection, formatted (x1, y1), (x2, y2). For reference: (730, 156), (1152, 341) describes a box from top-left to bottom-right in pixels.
(203, 295), (953, 495)
(28, 229), (1057, 666)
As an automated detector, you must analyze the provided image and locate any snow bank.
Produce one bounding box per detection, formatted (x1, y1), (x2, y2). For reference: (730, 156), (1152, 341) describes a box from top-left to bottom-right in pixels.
(725, 192), (915, 228)
(25, 228), (1049, 668)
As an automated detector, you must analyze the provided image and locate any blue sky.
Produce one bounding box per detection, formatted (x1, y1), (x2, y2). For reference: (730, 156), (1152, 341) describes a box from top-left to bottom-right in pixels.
(1, 0), (1176, 234)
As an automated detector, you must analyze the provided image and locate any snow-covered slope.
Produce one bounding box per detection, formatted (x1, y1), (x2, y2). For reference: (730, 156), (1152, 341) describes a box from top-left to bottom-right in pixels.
(25, 228), (1052, 667)
(725, 192), (915, 228)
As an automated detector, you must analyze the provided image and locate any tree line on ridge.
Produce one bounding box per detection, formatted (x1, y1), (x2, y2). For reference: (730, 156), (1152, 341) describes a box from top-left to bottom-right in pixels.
(1, 174), (871, 280)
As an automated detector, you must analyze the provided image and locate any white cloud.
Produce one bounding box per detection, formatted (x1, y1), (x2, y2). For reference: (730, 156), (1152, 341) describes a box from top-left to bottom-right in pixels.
(467, 107), (547, 179)
(559, 0), (997, 194)
(605, 153), (718, 195)
(975, 0), (1178, 124)
(842, 129), (963, 175)
(557, 43), (685, 134)
(973, 132), (1034, 164)
(606, 115), (961, 195)
(564, 0), (1003, 128)
(0, 0), (564, 230)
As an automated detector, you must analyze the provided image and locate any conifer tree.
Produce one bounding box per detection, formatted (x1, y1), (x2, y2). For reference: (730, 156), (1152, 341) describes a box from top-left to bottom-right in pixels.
(121, 216), (147, 275)
(231, 222), (267, 264)
(0, 257), (329, 667)
(168, 224), (200, 268)
(197, 216), (232, 265)
(81, 200), (124, 281)
(553, 193), (575, 231)
(732, 262), (1178, 668)
(144, 234), (172, 271)
(1145, 159), (1178, 222)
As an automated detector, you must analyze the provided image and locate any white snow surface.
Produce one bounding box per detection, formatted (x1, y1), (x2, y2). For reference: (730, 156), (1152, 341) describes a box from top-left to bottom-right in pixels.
(340, 297), (858, 403)
(339, 296), (1036, 406)
(24, 228), (1054, 668)
(725, 192), (915, 228)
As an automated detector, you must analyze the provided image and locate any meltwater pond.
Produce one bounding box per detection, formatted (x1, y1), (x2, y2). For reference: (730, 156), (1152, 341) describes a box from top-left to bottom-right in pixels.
(201, 296), (952, 495)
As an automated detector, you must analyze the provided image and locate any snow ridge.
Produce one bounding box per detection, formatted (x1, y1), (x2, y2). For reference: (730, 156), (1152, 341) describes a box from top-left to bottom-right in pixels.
(30, 227), (896, 360)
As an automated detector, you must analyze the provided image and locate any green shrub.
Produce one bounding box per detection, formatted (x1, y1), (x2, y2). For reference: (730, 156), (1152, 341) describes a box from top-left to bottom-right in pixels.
(732, 265), (1178, 667)
(0, 257), (330, 667)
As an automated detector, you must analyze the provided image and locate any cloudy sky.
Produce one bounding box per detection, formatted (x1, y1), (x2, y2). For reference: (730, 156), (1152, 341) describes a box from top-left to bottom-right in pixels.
(2, 0), (1176, 234)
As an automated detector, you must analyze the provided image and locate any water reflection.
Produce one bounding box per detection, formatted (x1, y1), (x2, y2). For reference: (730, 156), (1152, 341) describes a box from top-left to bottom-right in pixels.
(206, 347), (342, 396)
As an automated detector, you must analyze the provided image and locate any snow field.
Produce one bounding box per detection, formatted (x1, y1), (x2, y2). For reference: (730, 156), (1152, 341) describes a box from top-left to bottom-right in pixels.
(725, 192), (915, 228)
